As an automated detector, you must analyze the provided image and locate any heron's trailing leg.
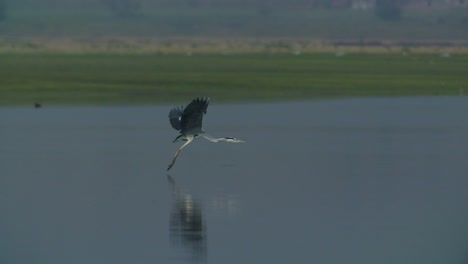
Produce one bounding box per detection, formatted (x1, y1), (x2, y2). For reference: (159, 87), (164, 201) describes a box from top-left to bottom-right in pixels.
(167, 135), (194, 171)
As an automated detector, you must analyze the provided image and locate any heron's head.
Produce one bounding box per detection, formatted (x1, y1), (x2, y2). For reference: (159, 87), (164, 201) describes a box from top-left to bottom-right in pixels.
(223, 137), (245, 143)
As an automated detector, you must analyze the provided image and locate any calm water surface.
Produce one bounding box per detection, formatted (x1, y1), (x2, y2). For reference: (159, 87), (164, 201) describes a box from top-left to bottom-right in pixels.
(1, 97), (467, 264)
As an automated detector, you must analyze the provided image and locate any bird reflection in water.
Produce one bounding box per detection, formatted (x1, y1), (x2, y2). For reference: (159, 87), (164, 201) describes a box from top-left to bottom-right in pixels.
(167, 174), (207, 262)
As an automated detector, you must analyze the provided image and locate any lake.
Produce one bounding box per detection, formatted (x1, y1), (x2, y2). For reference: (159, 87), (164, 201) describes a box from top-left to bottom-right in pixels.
(1, 97), (467, 264)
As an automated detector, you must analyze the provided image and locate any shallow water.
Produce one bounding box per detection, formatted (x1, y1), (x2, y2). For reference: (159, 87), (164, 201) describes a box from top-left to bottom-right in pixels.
(1, 97), (468, 264)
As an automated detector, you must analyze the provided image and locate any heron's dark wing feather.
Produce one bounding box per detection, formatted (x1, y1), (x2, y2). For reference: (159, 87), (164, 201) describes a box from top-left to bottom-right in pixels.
(180, 97), (209, 133)
(168, 106), (184, 131)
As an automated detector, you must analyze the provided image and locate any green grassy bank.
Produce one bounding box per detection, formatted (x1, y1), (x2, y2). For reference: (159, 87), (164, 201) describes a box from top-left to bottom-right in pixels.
(0, 53), (466, 105)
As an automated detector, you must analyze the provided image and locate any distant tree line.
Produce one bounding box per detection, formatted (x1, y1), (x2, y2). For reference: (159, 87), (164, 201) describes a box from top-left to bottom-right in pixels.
(100, 0), (409, 20)
(3, 0), (465, 21)
(126, 0), (464, 9)
(375, 0), (407, 20)
(100, 0), (466, 20)
(0, 0), (6, 21)
(102, 0), (141, 18)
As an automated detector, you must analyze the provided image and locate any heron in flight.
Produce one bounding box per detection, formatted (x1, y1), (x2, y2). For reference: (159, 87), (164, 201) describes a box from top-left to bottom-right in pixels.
(167, 97), (244, 171)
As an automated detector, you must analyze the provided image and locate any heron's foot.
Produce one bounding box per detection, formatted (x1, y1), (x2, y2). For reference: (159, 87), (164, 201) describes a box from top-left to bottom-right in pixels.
(167, 162), (174, 171)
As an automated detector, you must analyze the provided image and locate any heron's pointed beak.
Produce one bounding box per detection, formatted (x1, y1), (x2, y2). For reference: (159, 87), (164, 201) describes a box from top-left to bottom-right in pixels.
(224, 137), (245, 143)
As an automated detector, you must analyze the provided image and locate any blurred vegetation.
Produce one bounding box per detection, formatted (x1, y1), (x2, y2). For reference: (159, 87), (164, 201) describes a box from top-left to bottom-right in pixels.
(0, 53), (466, 105)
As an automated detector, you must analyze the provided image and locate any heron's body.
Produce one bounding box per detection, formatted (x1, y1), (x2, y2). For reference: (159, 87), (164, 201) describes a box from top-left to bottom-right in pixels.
(167, 97), (244, 171)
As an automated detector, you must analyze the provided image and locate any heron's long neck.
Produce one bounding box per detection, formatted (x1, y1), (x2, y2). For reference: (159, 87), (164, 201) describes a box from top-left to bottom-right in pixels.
(201, 134), (244, 143)
(201, 134), (223, 142)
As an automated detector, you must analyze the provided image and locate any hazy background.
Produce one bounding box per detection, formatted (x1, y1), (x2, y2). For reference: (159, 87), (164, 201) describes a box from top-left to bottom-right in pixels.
(0, 0), (467, 42)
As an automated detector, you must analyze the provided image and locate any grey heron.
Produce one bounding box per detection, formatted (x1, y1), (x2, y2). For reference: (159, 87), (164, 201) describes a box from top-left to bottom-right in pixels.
(167, 97), (244, 171)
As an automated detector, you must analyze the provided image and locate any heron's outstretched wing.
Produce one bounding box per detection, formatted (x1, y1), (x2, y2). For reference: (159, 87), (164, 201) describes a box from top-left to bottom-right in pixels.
(180, 97), (209, 134)
(169, 106), (184, 131)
